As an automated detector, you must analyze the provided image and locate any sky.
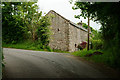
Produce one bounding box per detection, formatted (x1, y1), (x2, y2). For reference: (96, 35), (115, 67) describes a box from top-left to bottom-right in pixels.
(37, 0), (101, 30)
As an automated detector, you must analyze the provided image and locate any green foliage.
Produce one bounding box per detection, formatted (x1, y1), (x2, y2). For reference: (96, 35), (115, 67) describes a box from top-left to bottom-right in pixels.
(2, 42), (69, 53)
(82, 23), (88, 29)
(72, 49), (120, 69)
(2, 3), (21, 43)
(45, 46), (52, 52)
(81, 22), (103, 50)
(91, 49), (120, 68)
(90, 31), (103, 50)
(72, 2), (120, 50)
(2, 2), (26, 43)
(72, 49), (96, 57)
(2, 2), (51, 50)
(15, 2), (41, 41)
(91, 39), (103, 50)
(82, 23), (97, 33)
(3, 41), (52, 52)
(72, 2), (92, 19)
(37, 16), (51, 46)
(52, 49), (69, 53)
(71, 2), (120, 68)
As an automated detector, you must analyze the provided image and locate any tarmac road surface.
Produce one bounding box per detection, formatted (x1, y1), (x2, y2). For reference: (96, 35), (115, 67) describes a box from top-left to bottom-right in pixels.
(3, 48), (118, 78)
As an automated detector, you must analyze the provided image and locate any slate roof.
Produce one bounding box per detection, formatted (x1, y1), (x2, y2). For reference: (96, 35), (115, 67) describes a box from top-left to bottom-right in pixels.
(47, 10), (88, 32)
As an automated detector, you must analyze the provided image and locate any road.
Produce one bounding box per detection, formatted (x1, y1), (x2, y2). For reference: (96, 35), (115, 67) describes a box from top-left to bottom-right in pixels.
(3, 48), (118, 78)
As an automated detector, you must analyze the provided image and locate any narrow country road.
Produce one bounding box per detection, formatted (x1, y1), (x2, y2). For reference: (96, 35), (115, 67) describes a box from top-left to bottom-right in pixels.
(3, 48), (118, 78)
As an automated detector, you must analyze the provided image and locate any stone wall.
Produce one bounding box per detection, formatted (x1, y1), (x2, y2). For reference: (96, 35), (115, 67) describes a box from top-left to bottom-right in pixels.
(48, 11), (69, 51)
(68, 24), (88, 52)
(47, 10), (88, 52)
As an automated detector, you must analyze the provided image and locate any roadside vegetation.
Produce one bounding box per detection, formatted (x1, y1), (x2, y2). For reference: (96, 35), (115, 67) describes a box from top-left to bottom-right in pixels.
(70, 1), (120, 70)
(3, 41), (69, 53)
(2, 2), (70, 54)
(2, 2), (52, 51)
(3, 41), (51, 51)
(72, 49), (117, 69)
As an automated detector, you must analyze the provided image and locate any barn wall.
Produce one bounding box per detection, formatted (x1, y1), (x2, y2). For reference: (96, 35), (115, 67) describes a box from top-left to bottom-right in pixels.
(47, 10), (88, 52)
(68, 24), (88, 52)
(48, 11), (69, 51)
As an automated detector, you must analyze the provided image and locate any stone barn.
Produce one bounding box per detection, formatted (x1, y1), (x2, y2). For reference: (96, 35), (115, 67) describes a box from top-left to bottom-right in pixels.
(47, 10), (88, 52)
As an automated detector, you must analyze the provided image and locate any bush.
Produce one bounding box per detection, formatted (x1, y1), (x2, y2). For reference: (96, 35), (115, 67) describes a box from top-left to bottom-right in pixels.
(91, 39), (103, 50)
(78, 41), (87, 50)
(45, 46), (52, 52)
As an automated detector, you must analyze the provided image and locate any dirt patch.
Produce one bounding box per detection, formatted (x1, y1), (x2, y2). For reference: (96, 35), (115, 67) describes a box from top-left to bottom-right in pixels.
(85, 51), (103, 57)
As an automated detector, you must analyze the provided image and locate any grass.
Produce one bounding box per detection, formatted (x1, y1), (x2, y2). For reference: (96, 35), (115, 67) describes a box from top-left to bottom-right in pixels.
(72, 49), (96, 57)
(3, 41), (45, 51)
(2, 41), (70, 53)
(52, 49), (70, 53)
(72, 49), (119, 69)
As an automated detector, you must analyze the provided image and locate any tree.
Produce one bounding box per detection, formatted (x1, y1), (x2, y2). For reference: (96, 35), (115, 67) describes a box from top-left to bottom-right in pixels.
(17, 2), (51, 46)
(37, 16), (51, 46)
(72, 2), (92, 50)
(2, 2), (25, 43)
(82, 23), (97, 33)
(71, 1), (120, 67)
(2, 2), (51, 48)
(15, 2), (39, 41)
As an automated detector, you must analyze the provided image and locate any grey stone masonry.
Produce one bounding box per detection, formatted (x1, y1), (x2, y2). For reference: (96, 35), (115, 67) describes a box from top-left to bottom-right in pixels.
(47, 10), (88, 52)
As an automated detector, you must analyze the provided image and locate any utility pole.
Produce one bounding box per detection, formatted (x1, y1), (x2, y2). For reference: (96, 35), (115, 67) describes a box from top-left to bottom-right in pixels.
(87, 15), (90, 51)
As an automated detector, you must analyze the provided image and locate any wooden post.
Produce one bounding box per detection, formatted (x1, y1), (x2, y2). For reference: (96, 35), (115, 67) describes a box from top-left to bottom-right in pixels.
(87, 15), (90, 51)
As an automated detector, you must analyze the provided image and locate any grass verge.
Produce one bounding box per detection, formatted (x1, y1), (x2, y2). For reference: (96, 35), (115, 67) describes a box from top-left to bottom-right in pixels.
(72, 49), (120, 70)
(3, 41), (46, 51)
(2, 41), (69, 53)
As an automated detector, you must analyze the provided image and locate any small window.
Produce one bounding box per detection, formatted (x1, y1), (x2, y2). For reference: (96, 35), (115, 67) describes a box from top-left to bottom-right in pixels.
(58, 28), (60, 31)
(75, 44), (77, 47)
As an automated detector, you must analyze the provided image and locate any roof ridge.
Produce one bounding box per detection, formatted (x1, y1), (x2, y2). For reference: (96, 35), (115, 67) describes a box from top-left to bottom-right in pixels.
(47, 10), (88, 32)
(49, 10), (70, 22)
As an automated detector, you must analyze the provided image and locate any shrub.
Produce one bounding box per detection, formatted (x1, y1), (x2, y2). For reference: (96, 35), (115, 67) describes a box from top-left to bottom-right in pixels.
(78, 41), (87, 50)
(91, 39), (103, 50)
(46, 46), (52, 52)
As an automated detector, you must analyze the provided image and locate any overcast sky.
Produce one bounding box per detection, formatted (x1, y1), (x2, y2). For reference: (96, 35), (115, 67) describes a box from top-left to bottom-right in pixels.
(37, 0), (101, 30)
